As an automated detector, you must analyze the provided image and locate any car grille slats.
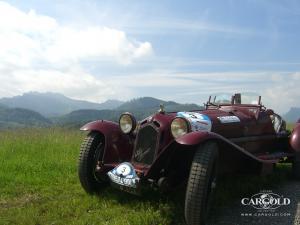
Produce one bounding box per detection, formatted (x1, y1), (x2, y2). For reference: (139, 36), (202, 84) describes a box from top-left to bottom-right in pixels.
(133, 125), (158, 165)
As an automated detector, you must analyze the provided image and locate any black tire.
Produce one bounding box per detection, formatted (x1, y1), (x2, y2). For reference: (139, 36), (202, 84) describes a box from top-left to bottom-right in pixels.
(292, 153), (300, 180)
(78, 132), (107, 194)
(184, 142), (219, 225)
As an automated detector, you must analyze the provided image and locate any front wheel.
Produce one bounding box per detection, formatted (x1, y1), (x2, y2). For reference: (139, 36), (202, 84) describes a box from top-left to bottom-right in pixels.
(184, 142), (219, 225)
(78, 132), (108, 194)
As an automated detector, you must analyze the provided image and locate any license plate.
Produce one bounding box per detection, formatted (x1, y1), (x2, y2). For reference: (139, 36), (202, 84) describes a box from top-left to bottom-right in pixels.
(107, 162), (140, 189)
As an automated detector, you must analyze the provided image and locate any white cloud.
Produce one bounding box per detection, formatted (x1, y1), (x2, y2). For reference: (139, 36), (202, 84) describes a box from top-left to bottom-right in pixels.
(0, 1), (152, 102)
(0, 2), (152, 66)
(44, 27), (153, 65)
(0, 2), (299, 114)
(263, 72), (300, 113)
(124, 19), (262, 37)
(103, 71), (300, 113)
(0, 64), (137, 102)
(0, 67), (135, 103)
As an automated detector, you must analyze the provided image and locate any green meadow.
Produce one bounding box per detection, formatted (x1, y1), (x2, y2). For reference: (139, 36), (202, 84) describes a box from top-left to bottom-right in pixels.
(0, 128), (293, 225)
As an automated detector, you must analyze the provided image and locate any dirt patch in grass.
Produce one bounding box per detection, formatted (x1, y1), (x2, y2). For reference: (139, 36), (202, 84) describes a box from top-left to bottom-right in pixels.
(0, 193), (41, 209)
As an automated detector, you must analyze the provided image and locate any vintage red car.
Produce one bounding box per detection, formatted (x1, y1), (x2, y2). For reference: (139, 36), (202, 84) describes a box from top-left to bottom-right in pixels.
(78, 93), (300, 225)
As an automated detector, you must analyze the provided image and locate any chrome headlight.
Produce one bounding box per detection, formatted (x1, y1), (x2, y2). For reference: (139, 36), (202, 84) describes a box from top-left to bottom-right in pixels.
(171, 117), (190, 138)
(119, 113), (136, 134)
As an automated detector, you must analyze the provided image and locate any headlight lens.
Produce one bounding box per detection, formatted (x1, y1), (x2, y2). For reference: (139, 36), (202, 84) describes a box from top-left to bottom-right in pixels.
(119, 113), (136, 134)
(171, 117), (190, 138)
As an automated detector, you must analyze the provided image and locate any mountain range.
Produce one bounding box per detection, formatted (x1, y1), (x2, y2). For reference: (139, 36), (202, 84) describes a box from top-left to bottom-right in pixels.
(0, 92), (124, 117)
(283, 107), (300, 123)
(0, 104), (52, 128)
(0, 92), (298, 129)
(0, 92), (202, 128)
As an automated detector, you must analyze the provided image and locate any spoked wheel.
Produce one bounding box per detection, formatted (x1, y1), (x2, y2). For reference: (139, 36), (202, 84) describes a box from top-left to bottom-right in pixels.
(78, 132), (108, 194)
(184, 142), (219, 225)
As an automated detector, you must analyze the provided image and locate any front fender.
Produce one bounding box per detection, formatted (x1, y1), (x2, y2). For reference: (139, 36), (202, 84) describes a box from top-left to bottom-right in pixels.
(176, 131), (214, 145)
(80, 120), (133, 163)
(80, 120), (119, 135)
(290, 123), (300, 152)
(146, 130), (284, 179)
(175, 131), (276, 163)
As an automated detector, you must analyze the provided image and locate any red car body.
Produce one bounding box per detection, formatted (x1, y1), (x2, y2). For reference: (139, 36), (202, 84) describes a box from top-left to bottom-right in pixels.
(78, 93), (300, 224)
(80, 94), (300, 187)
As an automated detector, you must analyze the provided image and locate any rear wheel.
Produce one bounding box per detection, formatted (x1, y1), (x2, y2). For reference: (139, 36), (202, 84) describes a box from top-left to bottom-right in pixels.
(184, 142), (219, 225)
(292, 153), (300, 180)
(78, 132), (108, 194)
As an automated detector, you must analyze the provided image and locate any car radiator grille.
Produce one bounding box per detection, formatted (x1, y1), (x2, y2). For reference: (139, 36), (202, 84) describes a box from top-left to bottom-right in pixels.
(133, 125), (158, 165)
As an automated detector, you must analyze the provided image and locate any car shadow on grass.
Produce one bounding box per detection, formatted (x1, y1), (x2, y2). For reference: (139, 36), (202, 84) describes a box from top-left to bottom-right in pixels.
(208, 163), (300, 225)
(96, 183), (186, 224)
(95, 164), (294, 225)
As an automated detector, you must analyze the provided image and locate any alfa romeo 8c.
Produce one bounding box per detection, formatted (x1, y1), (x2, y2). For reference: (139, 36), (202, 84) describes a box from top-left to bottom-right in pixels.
(78, 93), (300, 225)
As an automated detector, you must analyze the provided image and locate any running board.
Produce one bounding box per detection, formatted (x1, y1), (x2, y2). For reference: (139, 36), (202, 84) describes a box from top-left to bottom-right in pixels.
(255, 152), (293, 161)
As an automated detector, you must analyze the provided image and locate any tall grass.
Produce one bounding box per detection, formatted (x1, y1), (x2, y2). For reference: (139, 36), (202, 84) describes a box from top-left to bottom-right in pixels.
(0, 128), (182, 225)
(0, 128), (292, 225)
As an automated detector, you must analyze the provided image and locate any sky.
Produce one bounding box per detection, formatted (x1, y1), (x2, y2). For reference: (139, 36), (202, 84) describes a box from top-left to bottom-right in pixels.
(0, 0), (300, 113)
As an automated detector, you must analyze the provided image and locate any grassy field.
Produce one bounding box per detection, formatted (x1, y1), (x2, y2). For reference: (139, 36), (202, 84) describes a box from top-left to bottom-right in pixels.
(0, 128), (293, 225)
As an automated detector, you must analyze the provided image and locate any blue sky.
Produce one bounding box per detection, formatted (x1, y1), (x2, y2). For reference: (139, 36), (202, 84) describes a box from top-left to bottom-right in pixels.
(0, 0), (300, 113)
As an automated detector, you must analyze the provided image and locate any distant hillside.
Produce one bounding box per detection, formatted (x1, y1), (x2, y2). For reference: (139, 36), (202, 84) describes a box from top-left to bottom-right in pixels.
(0, 92), (124, 117)
(0, 103), (7, 109)
(117, 97), (201, 112)
(0, 94), (204, 128)
(98, 99), (124, 110)
(55, 109), (121, 127)
(57, 97), (203, 126)
(284, 107), (300, 122)
(0, 107), (52, 129)
(117, 97), (175, 111)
